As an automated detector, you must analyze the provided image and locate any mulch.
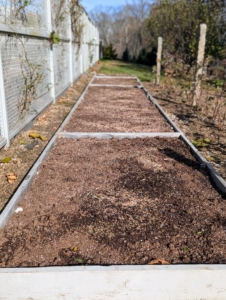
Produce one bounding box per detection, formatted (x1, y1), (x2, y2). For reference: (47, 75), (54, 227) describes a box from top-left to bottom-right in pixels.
(0, 137), (226, 267)
(64, 86), (173, 133)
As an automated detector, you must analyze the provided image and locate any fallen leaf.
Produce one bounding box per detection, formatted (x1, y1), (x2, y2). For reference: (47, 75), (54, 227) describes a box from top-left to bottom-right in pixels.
(73, 247), (79, 251)
(1, 157), (11, 163)
(20, 140), (26, 145)
(148, 259), (170, 265)
(7, 175), (17, 180)
(205, 156), (215, 162)
(204, 138), (211, 144)
(29, 132), (47, 141)
(6, 172), (17, 184)
(39, 135), (47, 141)
(29, 132), (40, 139)
(75, 258), (83, 263)
(192, 139), (207, 148)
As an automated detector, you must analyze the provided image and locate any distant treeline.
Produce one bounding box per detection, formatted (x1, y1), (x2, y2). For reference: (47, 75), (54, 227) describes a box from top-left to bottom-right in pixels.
(91, 0), (226, 66)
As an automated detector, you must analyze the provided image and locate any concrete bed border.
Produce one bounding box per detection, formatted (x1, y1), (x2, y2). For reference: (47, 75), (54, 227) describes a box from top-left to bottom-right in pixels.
(58, 132), (181, 139)
(1, 75), (226, 300)
(96, 75), (137, 79)
(1, 265), (226, 299)
(90, 84), (140, 88)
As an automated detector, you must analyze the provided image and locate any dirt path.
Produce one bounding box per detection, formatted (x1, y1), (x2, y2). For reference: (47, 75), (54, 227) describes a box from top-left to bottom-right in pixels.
(0, 76), (226, 267)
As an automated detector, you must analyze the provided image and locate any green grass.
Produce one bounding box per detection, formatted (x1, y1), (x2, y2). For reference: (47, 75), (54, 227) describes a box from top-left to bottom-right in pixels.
(99, 60), (156, 82)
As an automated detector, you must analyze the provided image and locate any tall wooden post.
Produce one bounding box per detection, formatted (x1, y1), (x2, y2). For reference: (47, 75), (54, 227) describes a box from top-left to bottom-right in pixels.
(156, 37), (162, 85)
(193, 24), (207, 107)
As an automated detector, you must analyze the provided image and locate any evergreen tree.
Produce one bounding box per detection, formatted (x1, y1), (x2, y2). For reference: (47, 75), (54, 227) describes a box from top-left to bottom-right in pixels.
(103, 44), (118, 60)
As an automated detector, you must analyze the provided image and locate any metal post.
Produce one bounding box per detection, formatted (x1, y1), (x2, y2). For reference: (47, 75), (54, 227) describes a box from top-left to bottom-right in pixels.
(68, 2), (74, 86)
(46, 0), (56, 103)
(80, 51), (83, 74)
(0, 48), (10, 147)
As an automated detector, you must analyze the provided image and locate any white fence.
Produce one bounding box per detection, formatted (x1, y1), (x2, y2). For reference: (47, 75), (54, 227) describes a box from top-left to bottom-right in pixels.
(0, 0), (99, 148)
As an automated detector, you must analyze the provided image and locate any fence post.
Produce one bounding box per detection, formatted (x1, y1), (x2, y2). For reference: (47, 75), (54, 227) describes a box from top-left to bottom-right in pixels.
(46, 0), (56, 103)
(193, 23), (207, 107)
(156, 37), (162, 85)
(0, 48), (10, 147)
(68, 5), (74, 86)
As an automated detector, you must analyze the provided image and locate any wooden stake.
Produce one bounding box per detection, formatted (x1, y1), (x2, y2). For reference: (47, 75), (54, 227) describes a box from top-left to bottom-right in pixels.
(156, 37), (162, 85)
(193, 24), (207, 107)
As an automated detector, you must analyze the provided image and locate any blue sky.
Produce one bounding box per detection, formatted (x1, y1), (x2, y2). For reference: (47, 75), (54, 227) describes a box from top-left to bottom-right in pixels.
(81, 0), (126, 12)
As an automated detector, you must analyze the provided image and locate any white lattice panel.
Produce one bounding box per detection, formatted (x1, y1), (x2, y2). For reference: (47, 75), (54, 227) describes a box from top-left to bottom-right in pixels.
(0, 4), (99, 146)
(0, 35), (52, 139)
(53, 41), (70, 97)
(51, 0), (70, 39)
(0, 0), (48, 35)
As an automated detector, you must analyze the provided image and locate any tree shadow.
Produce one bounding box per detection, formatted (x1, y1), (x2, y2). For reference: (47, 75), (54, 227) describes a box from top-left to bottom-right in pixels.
(158, 148), (200, 170)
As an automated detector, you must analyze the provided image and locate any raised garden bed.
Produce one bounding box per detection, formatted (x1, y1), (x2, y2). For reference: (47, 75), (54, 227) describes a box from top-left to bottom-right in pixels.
(64, 87), (173, 132)
(0, 137), (225, 267)
(1, 74), (226, 299)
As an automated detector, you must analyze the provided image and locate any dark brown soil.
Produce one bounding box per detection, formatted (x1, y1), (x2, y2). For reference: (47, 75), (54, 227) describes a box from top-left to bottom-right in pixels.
(0, 137), (226, 267)
(93, 78), (138, 85)
(64, 87), (173, 132)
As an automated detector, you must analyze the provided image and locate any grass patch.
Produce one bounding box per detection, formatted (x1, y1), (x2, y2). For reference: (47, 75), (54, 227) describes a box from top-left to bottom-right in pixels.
(99, 60), (156, 82)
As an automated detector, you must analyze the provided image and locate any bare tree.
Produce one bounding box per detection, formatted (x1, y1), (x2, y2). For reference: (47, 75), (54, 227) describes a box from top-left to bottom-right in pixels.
(90, 0), (152, 59)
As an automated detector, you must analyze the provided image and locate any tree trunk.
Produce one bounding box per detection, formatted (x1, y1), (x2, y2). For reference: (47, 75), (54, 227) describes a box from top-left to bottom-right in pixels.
(193, 24), (207, 107)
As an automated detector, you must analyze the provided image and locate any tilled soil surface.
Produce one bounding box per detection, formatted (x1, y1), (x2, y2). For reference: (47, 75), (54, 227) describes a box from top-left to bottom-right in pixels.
(92, 78), (138, 85)
(0, 137), (226, 267)
(64, 87), (173, 132)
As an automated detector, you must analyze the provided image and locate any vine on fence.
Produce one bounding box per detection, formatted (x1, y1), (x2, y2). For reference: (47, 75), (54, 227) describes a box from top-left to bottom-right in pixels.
(53, 0), (84, 54)
(0, 0), (84, 118)
(17, 38), (51, 116)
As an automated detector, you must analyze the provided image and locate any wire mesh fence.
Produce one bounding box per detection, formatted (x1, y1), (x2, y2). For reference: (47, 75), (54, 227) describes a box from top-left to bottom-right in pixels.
(0, 0), (99, 148)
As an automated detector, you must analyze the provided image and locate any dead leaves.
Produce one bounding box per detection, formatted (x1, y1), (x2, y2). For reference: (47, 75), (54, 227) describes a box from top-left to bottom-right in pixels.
(29, 132), (47, 141)
(1, 157), (11, 163)
(148, 259), (170, 265)
(6, 172), (17, 184)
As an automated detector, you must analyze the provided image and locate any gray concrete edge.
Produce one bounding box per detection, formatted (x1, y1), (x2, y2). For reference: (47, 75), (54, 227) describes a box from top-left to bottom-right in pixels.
(58, 132), (181, 139)
(0, 264), (226, 273)
(96, 75), (137, 79)
(90, 84), (139, 88)
(0, 75), (96, 228)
